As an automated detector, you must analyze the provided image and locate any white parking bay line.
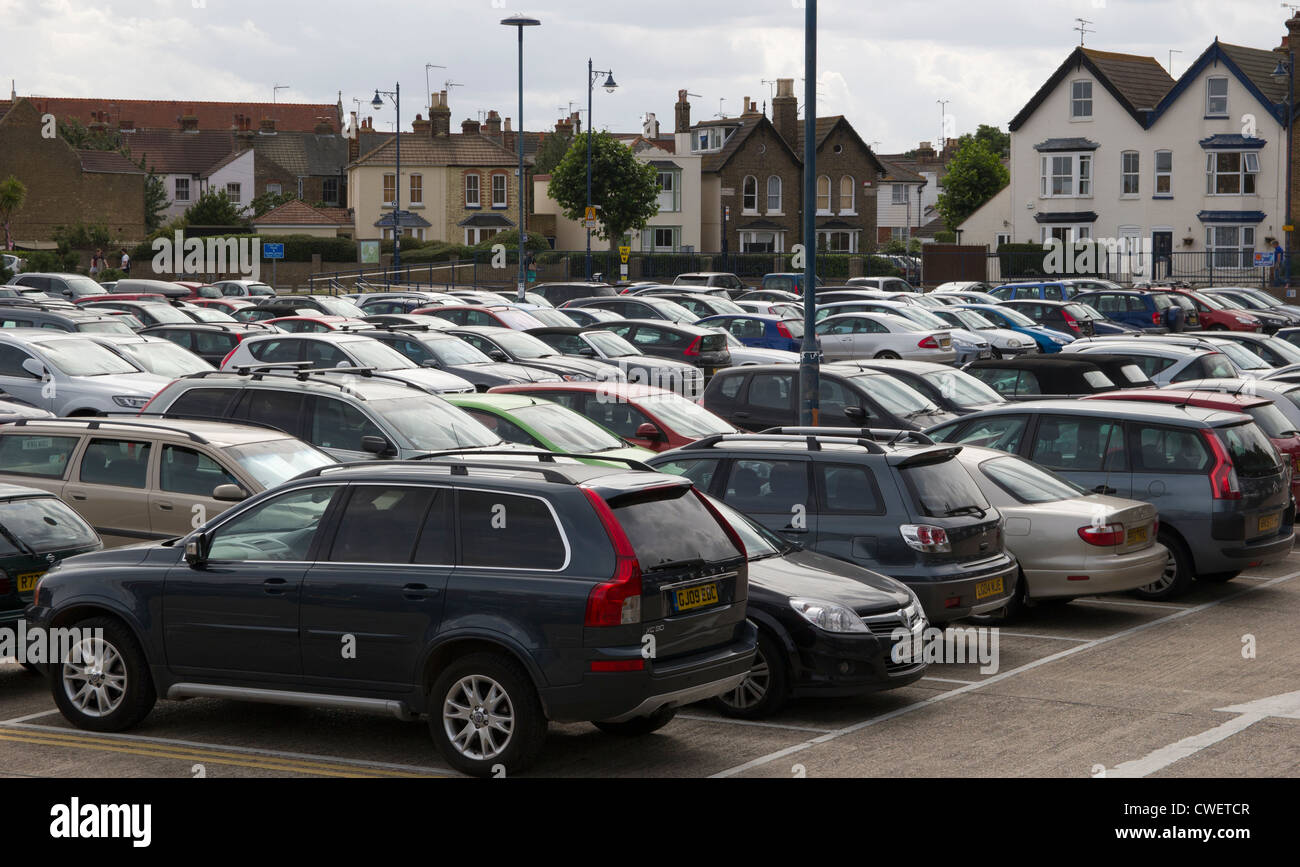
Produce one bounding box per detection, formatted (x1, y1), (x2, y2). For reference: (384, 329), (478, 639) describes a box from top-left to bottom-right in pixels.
(920, 677), (977, 685)
(709, 569), (1300, 779)
(995, 632), (1091, 642)
(0, 710), (59, 725)
(675, 714), (834, 734)
(1073, 598), (1191, 610)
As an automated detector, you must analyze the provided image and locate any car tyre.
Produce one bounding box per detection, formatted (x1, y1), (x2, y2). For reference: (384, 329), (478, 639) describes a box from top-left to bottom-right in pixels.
(1133, 531), (1194, 600)
(51, 616), (155, 732)
(592, 705), (678, 736)
(428, 652), (547, 778)
(712, 629), (789, 719)
(874, 350), (901, 360)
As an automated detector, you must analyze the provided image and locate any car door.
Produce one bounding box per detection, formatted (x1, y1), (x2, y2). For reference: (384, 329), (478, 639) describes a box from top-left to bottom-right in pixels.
(737, 370), (796, 430)
(151, 443), (245, 538)
(164, 484), (343, 678)
(1025, 413), (1132, 497)
(303, 394), (389, 461)
(0, 343), (49, 409)
(1126, 421), (1210, 523)
(299, 484), (451, 687)
(812, 461), (887, 565)
(230, 388), (307, 439)
(63, 436), (160, 546)
(716, 455), (817, 544)
(844, 316), (891, 359)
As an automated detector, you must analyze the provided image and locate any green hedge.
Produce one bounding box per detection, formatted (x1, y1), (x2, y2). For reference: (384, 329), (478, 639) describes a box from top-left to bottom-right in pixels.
(131, 233), (359, 265)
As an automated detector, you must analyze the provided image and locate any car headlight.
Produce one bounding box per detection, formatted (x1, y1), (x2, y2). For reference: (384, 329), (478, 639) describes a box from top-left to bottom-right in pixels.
(1236, 317), (1254, 325)
(112, 395), (151, 409)
(789, 598), (869, 633)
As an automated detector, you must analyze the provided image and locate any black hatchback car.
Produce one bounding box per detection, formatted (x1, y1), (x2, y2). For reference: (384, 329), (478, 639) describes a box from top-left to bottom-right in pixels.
(28, 455), (756, 776)
(997, 299), (1097, 340)
(964, 355), (1151, 400)
(647, 429), (1018, 623)
(602, 319), (732, 378)
(703, 364), (958, 432)
(140, 322), (278, 366)
(365, 324), (564, 389)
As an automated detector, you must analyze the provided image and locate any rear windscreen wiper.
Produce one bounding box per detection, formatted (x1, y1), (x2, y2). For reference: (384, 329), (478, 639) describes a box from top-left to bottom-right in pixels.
(943, 505), (987, 519)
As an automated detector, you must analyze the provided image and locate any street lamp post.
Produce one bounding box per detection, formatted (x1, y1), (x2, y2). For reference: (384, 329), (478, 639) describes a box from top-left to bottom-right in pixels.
(586, 60), (618, 282)
(502, 15), (541, 300)
(372, 84), (401, 272)
(1274, 55), (1295, 294)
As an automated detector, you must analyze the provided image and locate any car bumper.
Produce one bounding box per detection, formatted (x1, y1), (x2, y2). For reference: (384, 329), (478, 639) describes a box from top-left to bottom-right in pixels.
(902, 349), (959, 364)
(788, 628), (928, 697)
(539, 621), (758, 723)
(893, 555), (1019, 621)
(1024, 544), (1169, 599)
(996, 345), (1038, 358)
(1198, 529), (1295, 573)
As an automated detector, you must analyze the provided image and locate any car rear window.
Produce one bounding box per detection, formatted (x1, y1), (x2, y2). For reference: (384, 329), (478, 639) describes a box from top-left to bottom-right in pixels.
(978, 455), (1084, 504)
(699, 333), (728, 353)
(1219, 423), (1282, 477)
(1243, 404), (1297, 439)
(1082, 370), (1116, 390)
(899, 456), (991, 519)
(0, 496), (98, 553)
(609, 486), (740, 570)
(1117, 364), (1149, 385)
(781, 319), (804, 338)
(1151, 294), (1173, 309)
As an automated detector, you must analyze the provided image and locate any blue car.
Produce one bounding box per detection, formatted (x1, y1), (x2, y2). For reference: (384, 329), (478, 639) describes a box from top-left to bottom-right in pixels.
(956, 304), (1073, 353)
(696, 313), (804, 352)
(989, 281), (1080, 302)
(1070, 289), (1187, 333)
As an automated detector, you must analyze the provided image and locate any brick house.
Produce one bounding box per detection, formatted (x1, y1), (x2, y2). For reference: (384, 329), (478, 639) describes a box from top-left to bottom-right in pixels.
(0, 98), (145, 244)
(18, 95), (342, 133)
(126, 117), (254, 220)
(251, 199), (352, 238)
(247, 116), (350, 208)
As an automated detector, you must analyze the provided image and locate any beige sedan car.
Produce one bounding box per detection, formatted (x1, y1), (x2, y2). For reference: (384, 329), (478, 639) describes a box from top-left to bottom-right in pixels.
(953, 445), (1167, 617)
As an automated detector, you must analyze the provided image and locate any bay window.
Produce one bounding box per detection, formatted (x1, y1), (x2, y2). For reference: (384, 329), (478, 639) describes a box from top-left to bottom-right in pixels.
(1205, 225), (1255, 268)
(1040, 153), (1091, 198)
(1206, 152), (1258, 195)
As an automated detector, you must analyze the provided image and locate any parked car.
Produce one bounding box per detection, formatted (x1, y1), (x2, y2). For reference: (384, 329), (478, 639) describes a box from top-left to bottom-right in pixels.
(735, 300), (803, 319)
(1062, 340), (1239, 385)
(737, 289), (802, 304)
(694, 496), (926, 718)
(264, 315), (374, 333)
(673, 272), (750, 298)
(652, 293), (748, 320)
(761, 273), (823, 294)
(926, 400), (1295, 598)
(703, 363), (957, 432)
(144, 369), (515, 461)
(138, 322), (278, 367)
(814, 312), (957, 363)
(962, 356), (1125, 400)
(84, 333), (214, 378)
(1198, 331), (1300, 367)
(955, 304), (1074, 353)
(525, 282), (619, 307)
(0, 330), (170, 415)
(996, 299), (1097, 340)
(713, 330), (799, 366)
(555, 306), (625, 327)
(525, 326), (704, 397)
(1176, 377), (1300, 437)
(489, 382), (736, 451)
(826, 360), (1007, 415)
(0, 396), (54, 422)
(1071, 289), (1187, 333)
(0, 417), (335, 546)
(256, 294), (368, 319)
(816, 301), (988, 363)
(1165, 289), (1265, 332)
(416, 304), (548, 331)
(562, 296), (699, 325)
(844, 276), (918, 294)
(364, 324), (563, 390)
(181, 306), (239, 325)
(28, 454), (757, 776)
(221, 332), (476, 394)
(989, 281), (1078, 302)
(1204, 288), (1300, 329)
(7, 272), (108, 300)
(924, 306), (1038, 357)
(444, 392), (655, 466)
(446, 326), (624, 383)
(696, 313), (803, 353)
(77, 299), (195, 327)
(0, 301), (136, 335)
(931, 284), (1001, 305)
(210, 279), (276, 298)
(171, 281), (223, 301)
(355, 292), (461, 315)
(645, 429), (1018, 623)
(600, 320), (732, 377)
(952, 445), (1166, 618)
(0, 484), (101, 646)
(190, 298), (259, 316)
(361, 313), (456, 331)
(108, 279), (191, 300)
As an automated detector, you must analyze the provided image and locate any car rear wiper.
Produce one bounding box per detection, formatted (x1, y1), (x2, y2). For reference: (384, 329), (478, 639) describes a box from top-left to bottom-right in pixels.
(943, 505), (987, 519)
(0, 523), (35, 557)
(644, 557), (709, 573)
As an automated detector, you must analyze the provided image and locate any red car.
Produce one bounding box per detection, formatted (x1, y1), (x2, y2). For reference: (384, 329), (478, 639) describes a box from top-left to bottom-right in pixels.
(414, 305), (547, 331)
(171, 281), (223, 301)
(263, 315), (374, 333)
(488, 382), (738, 451)
(1084, 389), (1300, 500)
(1168, 288), (1264, 333)
(191, 298), (258, 314)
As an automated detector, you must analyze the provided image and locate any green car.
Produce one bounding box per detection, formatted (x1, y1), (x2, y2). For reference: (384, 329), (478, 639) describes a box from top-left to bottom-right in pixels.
(0, 485), (102, 669)
(445, 393), (656, 467)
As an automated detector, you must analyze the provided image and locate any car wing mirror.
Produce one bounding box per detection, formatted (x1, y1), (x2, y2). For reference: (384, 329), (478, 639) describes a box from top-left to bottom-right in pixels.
(184, 532), (210, 567)
(844, 406), (867, 421)
(211, 484), (248, 503)
(361, 435), (397, 457)
(488, 350), (509, 362)
(635, 422), (663, 441)
(20, 358), (46, 378)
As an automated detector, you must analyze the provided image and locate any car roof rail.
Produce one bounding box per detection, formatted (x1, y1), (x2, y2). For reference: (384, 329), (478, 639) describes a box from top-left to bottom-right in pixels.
(683, 432), (887, 454)
(4, 416), (209, 444)
(762, 426), (936, 446)
(138, 411), (292, 436)
(300, 456), (577, 484)
(410, 449), (655, 472)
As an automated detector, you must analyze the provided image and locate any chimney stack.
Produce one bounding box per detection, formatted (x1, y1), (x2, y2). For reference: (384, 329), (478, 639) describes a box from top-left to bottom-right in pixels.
(348, 111), (360, 161)
(430, 90), (451, 136)
(742, 97), (761, 117)
(555, 115), (574, 137)
(503, 117), (515, 152)
(462, 117), (481, 135)
(411, 113), (431, 135)
(485, 110), (502, 137)
(675, 89), (691, 134)
(258, 117), (276, 135)
(569, 110), (582, 135)
(181, 108), (200, 132)
(313, 116), (333, 135)
(772, 78), (797, 147)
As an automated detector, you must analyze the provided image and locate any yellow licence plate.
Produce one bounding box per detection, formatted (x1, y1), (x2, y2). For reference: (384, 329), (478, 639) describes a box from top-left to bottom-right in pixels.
(1126, 527), (1148, 546)
(16, 571), (43, 594)
(975, 576), (1004, 600)
(673, 583), (719, 612)
(1259, 513), (1281, 534)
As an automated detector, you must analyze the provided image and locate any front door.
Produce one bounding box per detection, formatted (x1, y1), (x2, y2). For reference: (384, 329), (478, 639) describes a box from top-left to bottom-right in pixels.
(1152, 232), (1173, 279)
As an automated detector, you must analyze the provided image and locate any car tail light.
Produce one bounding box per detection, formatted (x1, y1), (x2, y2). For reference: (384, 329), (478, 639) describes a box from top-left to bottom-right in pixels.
(776, 321), (794, 339)
(683, 336), (703, 357)
(1077, 523), (1124, 546)
(581, 488), (642, 626)
(1202, 429), (1241, 500)
(1061, 310), (1081, 334)
(900, 524), (950, 553)
(219, 345), (240, 368)
(1152, 310), (1161, 325)
(917, 336), (939, 349)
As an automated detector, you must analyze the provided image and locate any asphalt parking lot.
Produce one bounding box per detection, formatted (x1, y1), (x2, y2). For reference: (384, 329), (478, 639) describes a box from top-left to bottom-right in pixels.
(3, 557), (1297, 780)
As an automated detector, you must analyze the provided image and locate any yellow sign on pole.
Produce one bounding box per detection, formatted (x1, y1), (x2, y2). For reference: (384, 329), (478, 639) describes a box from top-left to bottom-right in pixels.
(585, 206), (597, 222)
(619, 246), (631, 264)
(1285, 225), (1295, 233)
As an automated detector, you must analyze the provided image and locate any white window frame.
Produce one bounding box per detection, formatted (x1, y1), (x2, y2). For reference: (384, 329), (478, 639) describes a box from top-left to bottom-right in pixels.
(1070, 80), (1093, 120)
(641, 225), (680, 252)
(766, 175), (782, 214)
(174, 177), (190, 202)
(1120, 151), (1140, 197)
(1040, 224), (1093, 244)
(817, 230), (858, 253)
(889, 226), (909, 242)
(658, 170), (681, 213)
(1205, 225), (1255, 268)
(742, 175), (758, 214)
(740, 231), (784, 253)
(322, 177), (339, 205)
(1154, 150), (1172, 198)
(266, 183), (282, 196)
(1206, 76), (1229, 117)
(465, 173), (481, 208)
(1039, 152), (1091, 198)
(890, 184), (907, 205)
(492, 173), (508, 209)
(1205, 151), (1259, 196)
(409, 173), (423, 206)
(816, 175), (832, 214)
(224, 182), (241, 203)
(840, 176), (856, 214)
(995, 232), (1012, 247)
(382, 173), (396, 207)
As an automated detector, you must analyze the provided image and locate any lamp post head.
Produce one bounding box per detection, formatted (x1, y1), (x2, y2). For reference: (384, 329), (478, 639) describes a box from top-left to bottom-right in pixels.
(500, 14), (541, 27)
(603, 73), (618, 93)
(1273, 60), (1291, 82)
(371, 91), (383, 109)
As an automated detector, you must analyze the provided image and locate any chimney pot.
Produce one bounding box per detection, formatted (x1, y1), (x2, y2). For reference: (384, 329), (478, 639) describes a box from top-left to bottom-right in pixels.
(675, 89), (691, 134)
(462, 117), (481, 135)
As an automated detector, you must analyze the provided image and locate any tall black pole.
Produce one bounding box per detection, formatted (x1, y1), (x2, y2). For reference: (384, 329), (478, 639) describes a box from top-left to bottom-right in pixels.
(586, 59), (594, 282)
(393, 82), (401, 271)
(517, 28), (527, 301)
(798, 0), (820, 426)
(1288, 51), (1294, 296)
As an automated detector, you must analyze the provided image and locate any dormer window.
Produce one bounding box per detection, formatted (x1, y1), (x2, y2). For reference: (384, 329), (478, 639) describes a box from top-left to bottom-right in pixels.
(692, 126), (733, 153)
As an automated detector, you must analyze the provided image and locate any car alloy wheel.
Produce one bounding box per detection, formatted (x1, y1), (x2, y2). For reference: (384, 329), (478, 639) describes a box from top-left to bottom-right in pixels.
(61, 636), (127, 718)
(1141, 550), (1179, 595)
(721, 646), (771, 711)
(442, 674), (515, 762)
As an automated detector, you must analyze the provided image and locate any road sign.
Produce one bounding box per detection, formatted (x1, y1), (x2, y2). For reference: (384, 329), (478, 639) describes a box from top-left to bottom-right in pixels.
(619, 246), (631, 264)
(585, 206), (597, 222)
(1285, 225), (1295, 232)
(263, 243), (285, 260)
(1255, 251), (1276, 267)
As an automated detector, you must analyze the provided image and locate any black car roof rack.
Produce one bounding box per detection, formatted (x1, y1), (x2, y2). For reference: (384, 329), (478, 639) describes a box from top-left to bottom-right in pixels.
(179, 364), (437, 395)
(138, 411), (291, 436)
(760, 426), (936, 446)
(409, 449), (655, 473)
(297, 457), (574, 484)
(682, 433), (886, 454)
(5, 417), (209, 444)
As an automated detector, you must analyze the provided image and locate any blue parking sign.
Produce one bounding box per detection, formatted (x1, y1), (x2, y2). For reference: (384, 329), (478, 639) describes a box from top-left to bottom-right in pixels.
(263, 243), (285, 260)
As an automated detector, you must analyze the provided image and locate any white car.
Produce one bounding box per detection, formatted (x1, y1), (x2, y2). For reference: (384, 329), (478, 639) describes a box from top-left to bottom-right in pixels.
(815, 312), (957, 363)
(926, 306), (1039, 358)
(713, 330), (800, 365)
(221, 332), (476, 394)
(210, 279), (276, 298)
(735, 300), (803, 319)
(0, 330), (172, 415)
(83, 333), (215, 378)
(816, 300), (989, 363)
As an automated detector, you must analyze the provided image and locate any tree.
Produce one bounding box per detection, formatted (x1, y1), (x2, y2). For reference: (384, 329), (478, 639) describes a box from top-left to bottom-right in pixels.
(935, 139), (1009, 232)
(183, 189), (249, 227)
(140, 160), (169, 233)
(532, 131), (573, 176)
(548, 132), (660, 249)
(970, 124), (1010, 158)
(0, 175), (27, 250)
(58, 118), (124, 153)
(250, 190), (297, 218)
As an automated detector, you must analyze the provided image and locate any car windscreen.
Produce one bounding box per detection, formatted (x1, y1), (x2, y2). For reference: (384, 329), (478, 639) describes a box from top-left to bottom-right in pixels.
(76, 320), (135, 335)
(1191, 292), (1226, 310)
(316, 296), (367, 318)
(0, 497), (98, 554)
(920, 369), (1005, 408)
(609, 486), (740, 570)
(427, 337), (492, 365)
(893, 307), (947, 329)
(977, 455), (1085, 504)
(952, 309), (997, 329)
(369, 397), (501, 450)
(988, 306), (1036, 327)
(1201, 352), (1239, 379)
(66, 277), (107, 296)
(584, 330), (640, 357)
(116, 341), (211, 377)
(1211, 342), (1270, 370)
(850, 373), (939, 416)
(495, 308), (546, 329)
(36, 339), (141, 375)
(648, 299), (699, 323)
(513, 402), (624, 452)
(900, 456), (992, 519)
(138, 304), (192, 324)
(191, 308), (236, 322)
(226, 439), (336, 488)
(495, 331), (560, 359)
(1218, 422), (1282, 477)
(640, 394), (735, 437)
(343, 339), (416, 370)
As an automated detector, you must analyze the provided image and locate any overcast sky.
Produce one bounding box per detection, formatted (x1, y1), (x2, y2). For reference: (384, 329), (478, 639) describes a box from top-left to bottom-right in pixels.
(2, 0), (1294, 152)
